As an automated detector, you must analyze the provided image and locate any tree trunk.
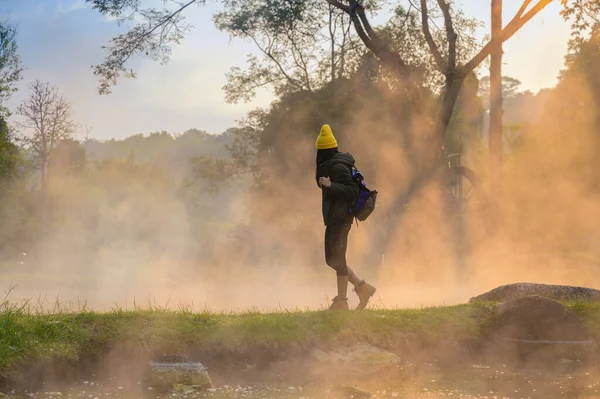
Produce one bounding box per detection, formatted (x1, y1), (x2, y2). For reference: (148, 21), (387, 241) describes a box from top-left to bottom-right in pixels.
(40, 155), (48, 233)
(338, 16), (349, 80)
(40, 115), (48, 233)
(489, 0), (503, 190)
(439, 76), (463, 144)
(329, 5), (336, 83)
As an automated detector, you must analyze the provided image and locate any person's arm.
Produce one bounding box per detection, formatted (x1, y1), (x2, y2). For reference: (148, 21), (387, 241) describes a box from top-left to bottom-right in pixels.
(324, 163), (358, 201)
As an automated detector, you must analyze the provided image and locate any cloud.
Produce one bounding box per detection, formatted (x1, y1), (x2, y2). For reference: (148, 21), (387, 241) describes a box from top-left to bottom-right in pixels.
(56, 0), (89, 15)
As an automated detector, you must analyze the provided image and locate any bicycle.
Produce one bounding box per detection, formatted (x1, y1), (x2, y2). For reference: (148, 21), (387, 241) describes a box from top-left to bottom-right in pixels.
(438, 152), (490, 251)
(374, 150), (490, 261)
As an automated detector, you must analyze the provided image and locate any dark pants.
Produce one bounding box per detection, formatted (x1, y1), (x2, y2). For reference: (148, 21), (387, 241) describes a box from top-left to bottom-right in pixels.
(325, 223), (351, 276)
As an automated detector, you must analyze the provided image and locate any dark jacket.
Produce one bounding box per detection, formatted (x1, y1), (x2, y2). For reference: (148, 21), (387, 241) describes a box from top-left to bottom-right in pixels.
(317, 152), (359, 226)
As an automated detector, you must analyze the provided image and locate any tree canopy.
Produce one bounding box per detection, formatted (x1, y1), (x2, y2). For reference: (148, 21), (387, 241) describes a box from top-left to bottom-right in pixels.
(0, 21), (24, 119)
(85, 0), (600, 165)
(86, 0), (592, 96)
(0, 21), (24, 192)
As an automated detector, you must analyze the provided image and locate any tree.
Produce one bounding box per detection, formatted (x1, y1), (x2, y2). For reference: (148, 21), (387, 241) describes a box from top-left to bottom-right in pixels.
(0, 21), (24, 120)
(0, 21), (25, 188)
(489, 0), (503, 190)
(214, 0), (362, 103)
(0, 118), (20, 190)
(557, 24), (600, 132)
(444, 72), (485, 156)
(0, 22), (29, 259)
(190, 118), (264, 191)
(17, 80), (76, 230)
(218, 2), (484, 106)
(49, 139), (87, 176)
(561, 0), (600, 51)
(86, 1), (587, 159)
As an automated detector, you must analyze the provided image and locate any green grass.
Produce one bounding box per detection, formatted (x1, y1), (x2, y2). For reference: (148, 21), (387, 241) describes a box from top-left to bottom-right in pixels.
(565, 301), (600, 338)
(0, 299), (598, 377)
(0, 301), (486, 375)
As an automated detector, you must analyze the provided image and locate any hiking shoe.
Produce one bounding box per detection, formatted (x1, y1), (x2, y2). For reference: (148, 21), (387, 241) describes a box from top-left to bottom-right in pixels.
(354, 280), (376, 310)
(329, 296), (349, 310)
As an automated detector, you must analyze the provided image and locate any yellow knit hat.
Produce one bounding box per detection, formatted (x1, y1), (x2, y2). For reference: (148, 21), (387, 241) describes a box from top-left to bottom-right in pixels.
(315, 124), (338, 150)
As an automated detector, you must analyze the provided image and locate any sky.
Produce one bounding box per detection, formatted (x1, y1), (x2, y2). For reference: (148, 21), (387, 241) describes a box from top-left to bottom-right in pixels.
(1, 0), (572, 141)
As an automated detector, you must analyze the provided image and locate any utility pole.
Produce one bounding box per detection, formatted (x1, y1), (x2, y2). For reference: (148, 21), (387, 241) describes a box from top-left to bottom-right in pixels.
(490, 0), (503, 192)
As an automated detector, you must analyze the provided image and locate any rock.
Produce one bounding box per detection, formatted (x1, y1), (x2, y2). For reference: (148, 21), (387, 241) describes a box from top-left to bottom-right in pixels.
(470, 282), (600, 303)
(487, 296), (595, 365)
(492, 295), (592, 343)
(144, 360), (213, 393)
(156, 354), (190, 363)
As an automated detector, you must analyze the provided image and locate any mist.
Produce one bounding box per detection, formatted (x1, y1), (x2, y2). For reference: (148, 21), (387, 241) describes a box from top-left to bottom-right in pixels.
(2, 59), (599, 314)
(1, 1), (599, 318)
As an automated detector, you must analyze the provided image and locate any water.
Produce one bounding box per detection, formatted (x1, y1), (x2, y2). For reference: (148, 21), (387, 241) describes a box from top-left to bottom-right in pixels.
(3, 362), (600, 399)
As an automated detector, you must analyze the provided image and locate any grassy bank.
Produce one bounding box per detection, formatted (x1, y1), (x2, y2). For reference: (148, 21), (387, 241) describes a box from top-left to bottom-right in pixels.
(0, 301), (598, 377)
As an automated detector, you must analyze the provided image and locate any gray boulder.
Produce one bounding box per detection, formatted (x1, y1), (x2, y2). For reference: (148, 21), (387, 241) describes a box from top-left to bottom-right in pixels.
(144, 360), (213, 392)
(492, 295), (592, 343)
(470, 282), (600, 303)
(486, 295), (595, 366)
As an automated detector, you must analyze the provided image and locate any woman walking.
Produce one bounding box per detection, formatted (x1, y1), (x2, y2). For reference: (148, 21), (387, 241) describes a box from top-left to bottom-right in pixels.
(315, 124), (377, 310)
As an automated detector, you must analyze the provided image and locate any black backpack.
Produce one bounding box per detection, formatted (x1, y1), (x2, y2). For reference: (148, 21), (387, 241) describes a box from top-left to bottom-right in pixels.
(349, 165), (378, 222)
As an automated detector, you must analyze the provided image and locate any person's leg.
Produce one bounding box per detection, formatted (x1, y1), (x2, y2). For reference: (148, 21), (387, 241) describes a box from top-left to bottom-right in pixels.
(347, 266), (362, 287)
(335, 275), (349, 302)
(325, 224), (351, 310)
(325, 224), (350, 276)
(325, 224), (376, 310)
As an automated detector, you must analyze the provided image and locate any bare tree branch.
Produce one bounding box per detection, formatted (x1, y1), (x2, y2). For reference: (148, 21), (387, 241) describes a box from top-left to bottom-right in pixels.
(330, 0), (414, 82)
(236, 77), (283, 98)
(436, 0), (457, 72)
(461, 0), (553, 78)
(325, 0), (378, 54)
(324, 0), (351, 14)
(352, 0), (392, 56)
(129, 0), (197, 47)
(347, 8), (376, 49)
(355, 3), (378, 42)
(245, 30), (307, 90)
(402, 3), (416, 29)
(338, 12), (352, 79)
(329, 3), (336, 82)
(93, 0), (200, 94)
(420, 0), (445, 72)
(516, 0), (534, 18)
(285, 29), (313, 90)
